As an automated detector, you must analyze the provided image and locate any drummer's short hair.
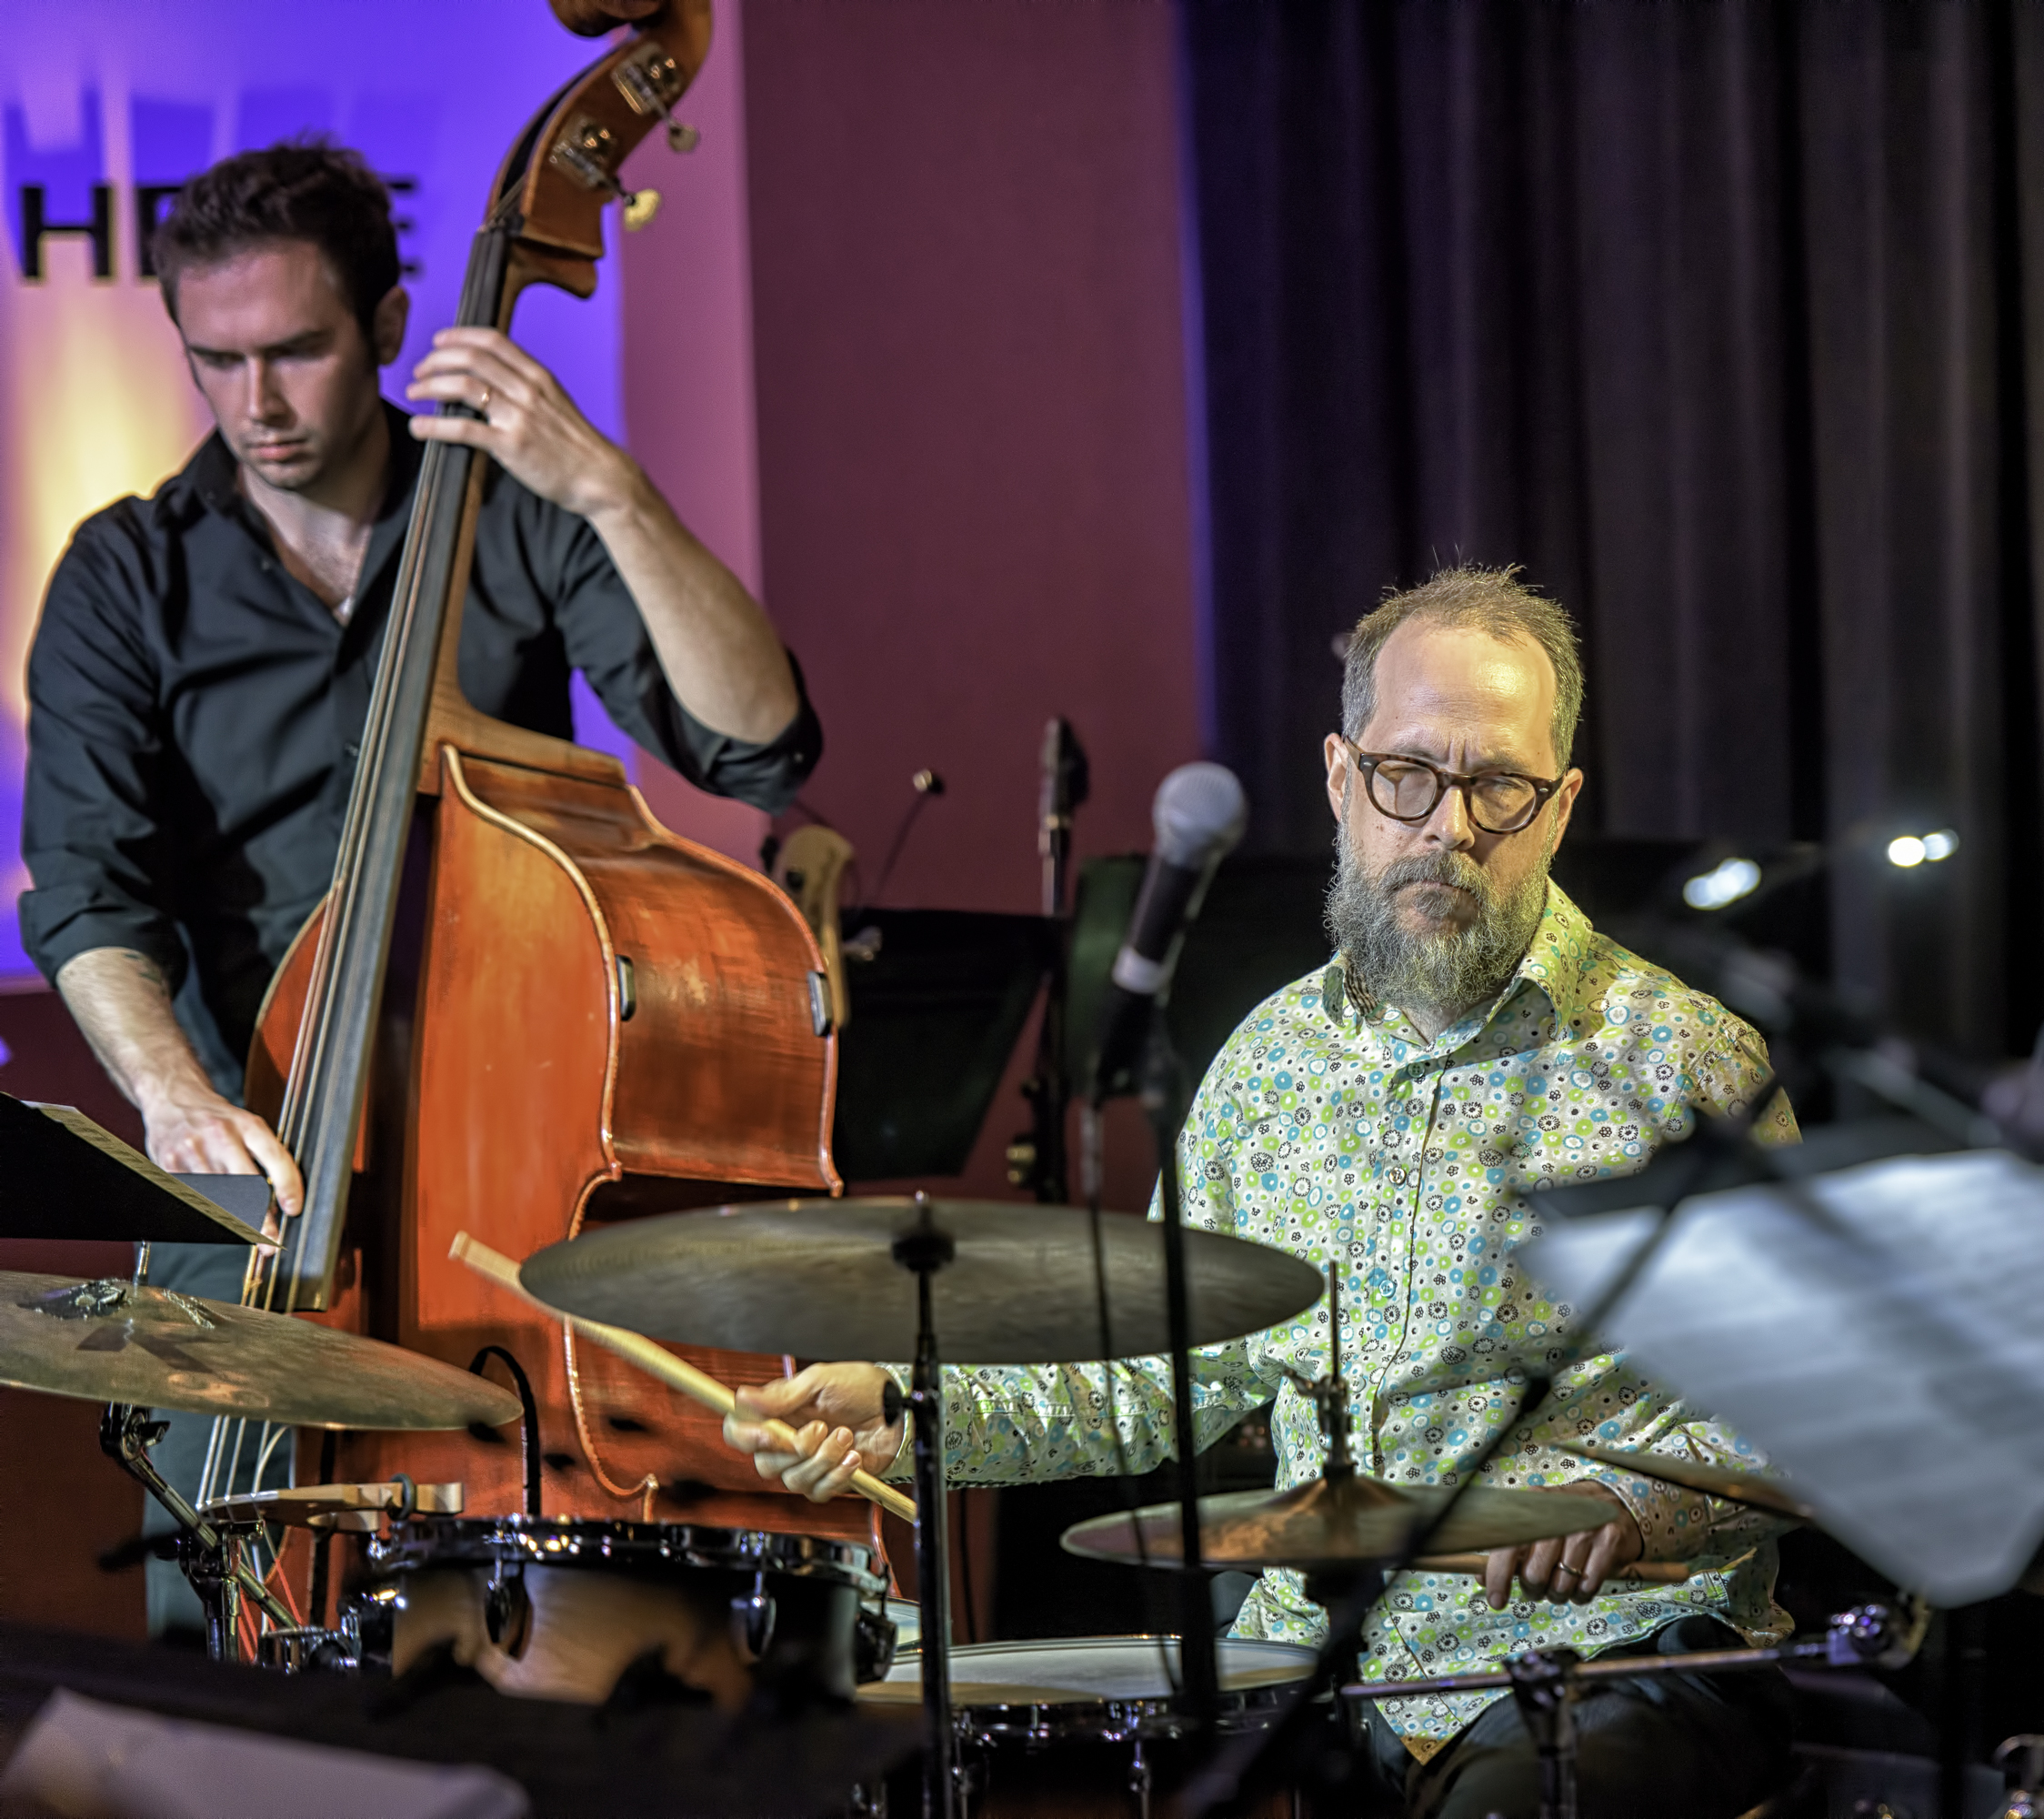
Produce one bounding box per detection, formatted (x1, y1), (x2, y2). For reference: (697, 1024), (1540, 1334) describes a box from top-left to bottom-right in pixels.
(1340, 565), (1585, 770)
(153, 140), (400, 343)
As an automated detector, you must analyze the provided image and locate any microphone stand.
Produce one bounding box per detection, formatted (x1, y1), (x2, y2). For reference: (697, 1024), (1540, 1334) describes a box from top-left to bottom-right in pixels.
(1014, 718), (1088, 1203)
(1137, 1003), (1221, 1734)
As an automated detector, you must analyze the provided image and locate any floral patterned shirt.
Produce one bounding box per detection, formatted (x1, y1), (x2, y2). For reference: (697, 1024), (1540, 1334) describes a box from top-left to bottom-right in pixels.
(895, 883), (1798, 1756)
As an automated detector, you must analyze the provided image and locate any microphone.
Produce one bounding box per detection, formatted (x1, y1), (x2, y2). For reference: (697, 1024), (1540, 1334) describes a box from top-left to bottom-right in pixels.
(1087, 762), (1248, 1104)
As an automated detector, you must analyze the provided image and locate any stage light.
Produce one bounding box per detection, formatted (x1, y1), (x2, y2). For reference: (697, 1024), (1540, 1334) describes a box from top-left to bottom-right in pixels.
(1888, 829), (1959, 869)
(1682, 857), (1761, 910)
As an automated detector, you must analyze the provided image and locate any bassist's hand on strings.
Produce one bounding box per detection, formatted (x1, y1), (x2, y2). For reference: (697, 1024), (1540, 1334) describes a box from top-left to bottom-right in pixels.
(55, 946), (303, 1235)
(405, 327), (637, 521)
(404, 327), (800, 744)
(146, 1089), (297, 1245)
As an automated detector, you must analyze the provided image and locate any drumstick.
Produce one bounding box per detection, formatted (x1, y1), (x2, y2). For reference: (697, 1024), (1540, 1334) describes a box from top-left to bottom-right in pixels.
(451, 1231), (918, 1524)
(1412, 1553), (1690, 1583)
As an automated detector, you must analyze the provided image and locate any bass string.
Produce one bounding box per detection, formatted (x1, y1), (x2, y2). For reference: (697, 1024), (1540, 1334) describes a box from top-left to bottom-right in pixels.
(259, 224), (508, 1314)
(274, 222), (504, 1161)
(272, 220), (503, 1170)
(279, 532), (455, 1317)
(274, 479), (436, 1121)
(256, 439), (458, 1315)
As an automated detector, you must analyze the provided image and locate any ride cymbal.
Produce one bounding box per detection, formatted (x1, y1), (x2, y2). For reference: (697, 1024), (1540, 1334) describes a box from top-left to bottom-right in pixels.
(1552, 1440), (1816, 1521)
(0, 1273), (521, 1430)
(519, 1198), (1325, 1363)
(1061, 1472), (1614, 1573)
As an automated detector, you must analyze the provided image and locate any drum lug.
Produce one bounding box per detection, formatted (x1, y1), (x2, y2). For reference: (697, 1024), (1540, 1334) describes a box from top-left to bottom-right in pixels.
(1127, 1739), (1154, 1819)
(952, 1748), (985, 1817)
(734, 1571), (777, 1660)
(484, 1562), (531, 1658)
(854, 1600), (899, 1683)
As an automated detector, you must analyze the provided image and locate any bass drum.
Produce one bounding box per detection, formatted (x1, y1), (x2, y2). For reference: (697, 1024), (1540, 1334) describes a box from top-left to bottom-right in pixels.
(355, 1515), (891, 1706)
(860, 1635), (1317, 1817)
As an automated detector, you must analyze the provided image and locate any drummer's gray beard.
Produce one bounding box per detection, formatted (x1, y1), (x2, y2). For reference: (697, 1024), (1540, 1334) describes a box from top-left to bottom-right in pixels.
(1325, 829), (1551, 1032)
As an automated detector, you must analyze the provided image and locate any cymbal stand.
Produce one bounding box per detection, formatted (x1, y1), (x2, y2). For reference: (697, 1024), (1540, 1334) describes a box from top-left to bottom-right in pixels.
(1288, 1266), (1380, 1700)
(99, 1402), (294, 1662)
(1137, 1011), (1221, 1734)
(1993, 1734), (2044, 1817)
(1343, 1600), (1928, 1819)
(893, 1195), (958, 1819)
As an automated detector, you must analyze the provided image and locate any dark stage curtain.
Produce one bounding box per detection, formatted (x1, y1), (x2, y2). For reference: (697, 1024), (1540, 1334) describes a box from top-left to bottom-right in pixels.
(1182, 0), (2044, 1059)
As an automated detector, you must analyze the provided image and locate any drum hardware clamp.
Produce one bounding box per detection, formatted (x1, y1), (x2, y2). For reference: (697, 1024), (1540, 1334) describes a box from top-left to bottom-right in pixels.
(1342, 1598), (1931, 1819)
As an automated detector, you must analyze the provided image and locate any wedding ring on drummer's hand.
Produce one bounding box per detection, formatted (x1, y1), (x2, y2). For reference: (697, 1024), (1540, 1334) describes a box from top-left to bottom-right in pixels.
(477, 387), (492, 420)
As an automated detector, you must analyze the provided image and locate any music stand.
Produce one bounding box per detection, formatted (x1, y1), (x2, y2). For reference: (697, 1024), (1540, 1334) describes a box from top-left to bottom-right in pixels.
(830, 910), (1057, 1181)
(0, 1095), (269, 1245)
(1522, 1140), (2044, 1605)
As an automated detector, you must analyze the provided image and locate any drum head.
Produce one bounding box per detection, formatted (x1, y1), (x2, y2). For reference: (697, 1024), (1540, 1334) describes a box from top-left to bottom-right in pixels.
(865, 1635), (1317, 1707)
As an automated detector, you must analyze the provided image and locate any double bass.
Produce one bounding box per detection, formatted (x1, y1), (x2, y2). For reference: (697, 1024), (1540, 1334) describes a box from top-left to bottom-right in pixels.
(238, 0), (871, 1568)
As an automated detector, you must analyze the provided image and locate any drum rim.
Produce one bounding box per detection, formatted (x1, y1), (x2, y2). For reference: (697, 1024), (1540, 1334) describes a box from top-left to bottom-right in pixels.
(368, 1513), (885, 1594)
(935, 1634), (1319, 1668)
(881, 1633), (1320, 1739)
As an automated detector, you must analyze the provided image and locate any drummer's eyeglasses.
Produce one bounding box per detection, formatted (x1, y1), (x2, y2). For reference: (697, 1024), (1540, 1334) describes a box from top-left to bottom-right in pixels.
(1338, 737), (1563, 836)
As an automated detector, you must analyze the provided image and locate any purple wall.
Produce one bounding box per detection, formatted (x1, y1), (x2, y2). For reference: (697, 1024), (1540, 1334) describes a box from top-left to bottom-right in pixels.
(0, 1), (639, 974)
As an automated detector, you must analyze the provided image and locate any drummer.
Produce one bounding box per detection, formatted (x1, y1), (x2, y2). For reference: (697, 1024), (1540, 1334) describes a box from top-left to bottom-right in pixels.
(728, 567), (1798, 1819)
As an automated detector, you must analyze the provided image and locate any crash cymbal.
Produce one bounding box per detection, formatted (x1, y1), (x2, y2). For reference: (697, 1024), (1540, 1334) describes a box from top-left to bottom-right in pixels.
(519, 1198), (1325, 1363)
(1061, 1472), (1614, 1572)
(1553, 1440), (1816, 1521)
(0, 1273), (522, 1431)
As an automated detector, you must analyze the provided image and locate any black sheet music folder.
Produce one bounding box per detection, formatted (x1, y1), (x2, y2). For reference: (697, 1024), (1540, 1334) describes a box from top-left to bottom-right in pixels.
(0, 1092), (269, 1244)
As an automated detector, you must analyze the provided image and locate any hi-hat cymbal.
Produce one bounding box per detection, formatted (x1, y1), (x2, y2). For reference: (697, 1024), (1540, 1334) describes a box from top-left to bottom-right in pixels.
(1553, 1440), (1816, 1521)
(519, 1199), (1325, 1363)
(1062, 1472), (1614, 1572)
(0, 1273), (521, 1431)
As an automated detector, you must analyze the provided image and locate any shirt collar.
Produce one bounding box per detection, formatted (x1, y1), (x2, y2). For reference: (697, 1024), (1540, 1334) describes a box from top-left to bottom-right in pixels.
(1511, 881), (1600, 1030)
(158, 398), (424, 529)
(1328, 879), (1600, 1056)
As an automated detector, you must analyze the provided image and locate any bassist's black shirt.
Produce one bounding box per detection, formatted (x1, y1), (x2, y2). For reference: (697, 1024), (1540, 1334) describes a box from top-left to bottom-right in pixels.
(20, 405), (821, 1091)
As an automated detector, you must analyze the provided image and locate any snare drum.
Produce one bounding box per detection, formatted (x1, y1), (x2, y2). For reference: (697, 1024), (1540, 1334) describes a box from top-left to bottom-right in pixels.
(358, 1515), (889, 1707)
(862, 1635), (1316, 1817)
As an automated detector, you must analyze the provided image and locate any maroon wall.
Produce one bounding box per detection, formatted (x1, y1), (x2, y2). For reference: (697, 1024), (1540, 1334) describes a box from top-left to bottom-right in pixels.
(739, 0), (1202, 917)
(734, 0), (1202, 1209)
(0, 986), (145, 1637)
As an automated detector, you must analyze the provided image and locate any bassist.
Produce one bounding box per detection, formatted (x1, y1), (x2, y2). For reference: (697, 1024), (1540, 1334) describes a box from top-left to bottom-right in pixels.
(18, 141), (818, 1629)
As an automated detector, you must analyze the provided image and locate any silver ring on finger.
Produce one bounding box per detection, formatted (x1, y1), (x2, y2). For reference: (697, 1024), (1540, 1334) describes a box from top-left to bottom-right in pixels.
(1552, 1563), (1580, 1580)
